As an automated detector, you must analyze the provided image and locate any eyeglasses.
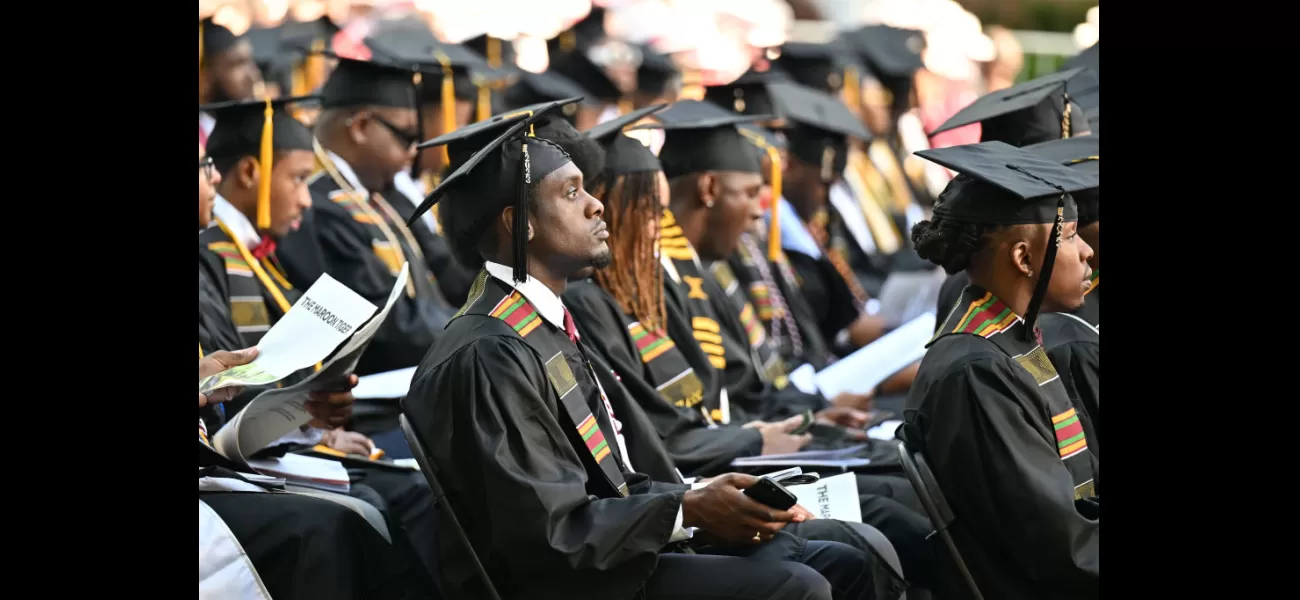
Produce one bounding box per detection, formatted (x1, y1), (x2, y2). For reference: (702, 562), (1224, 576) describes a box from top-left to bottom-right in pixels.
(367, 114), (422, 148)
(199, 156), (215, 181)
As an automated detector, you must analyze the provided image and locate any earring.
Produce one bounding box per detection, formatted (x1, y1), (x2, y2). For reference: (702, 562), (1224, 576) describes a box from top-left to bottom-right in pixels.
(1027, 270), (1034, 277)
(705, 200), (715, 208)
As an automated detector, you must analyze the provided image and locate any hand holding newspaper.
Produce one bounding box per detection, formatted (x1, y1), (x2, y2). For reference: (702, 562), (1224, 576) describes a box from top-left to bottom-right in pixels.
(211, 264), (410, 467)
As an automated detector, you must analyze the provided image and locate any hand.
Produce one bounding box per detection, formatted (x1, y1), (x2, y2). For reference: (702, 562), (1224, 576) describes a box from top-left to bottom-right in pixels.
(321, 428), (374, 456)
(848, 314), (887, 348)
(742, 420), (765, 429)
(830, 390), (873, 410)
(681, 473), (807, 545)
(198, 347), (259, 407)
(307, 374), (359, 429)
(816, 406), (871, 429)
(757, 415), (813, 455)
(791, 504), (816, 521)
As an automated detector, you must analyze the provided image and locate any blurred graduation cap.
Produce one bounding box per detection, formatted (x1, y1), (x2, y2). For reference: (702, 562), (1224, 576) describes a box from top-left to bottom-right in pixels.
(201, 18), (239, 64)
(278, 17), (340, 97)
(630, 99), (771, 179)
(637, 46), (680, 98)
(1085, 107), (1099, 135)
(842, 25), (925, 109)
(916, 140), (1099, 338)
(548, 50), (622, 103)
(505, 71), (602, 124)
(767, 80), (871, 182)
(199, 95), (322, 230)
(408, 98), (583, 281)
(929, 67), (1096, 147)
(703, 67), (791, 118)
(1061, 43), (1099, 83)
(773, 41), (857, 95)
(582, 104), (668, 176)
(1025, 135), (1099, 226)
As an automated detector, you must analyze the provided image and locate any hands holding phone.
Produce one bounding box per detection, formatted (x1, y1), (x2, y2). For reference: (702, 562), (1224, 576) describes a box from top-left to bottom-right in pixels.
(681, 473), (811, 546)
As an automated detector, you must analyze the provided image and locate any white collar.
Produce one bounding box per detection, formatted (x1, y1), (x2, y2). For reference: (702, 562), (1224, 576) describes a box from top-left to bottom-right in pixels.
(199, 112), (216, 136)
(484, 261), (566, 330)
(212, 194), (261, 248)
(325, 149), (368, 197)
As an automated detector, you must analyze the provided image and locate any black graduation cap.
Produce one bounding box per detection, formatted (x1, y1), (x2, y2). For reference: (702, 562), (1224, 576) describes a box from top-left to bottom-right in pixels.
(916, 140), (1099, 339)
(703, 68), (790, 118)
(548, 50), (622, 102)
(767, 80), (870, 182)
(408, 98), (583, 281)
(1086, 108), (1099, 135)
(201, 18), (239, 62)
(278, 19), (338, 97)
(1061, 43), (1099, 83)
(630, 99), (771, 179)
(1025, 135), (1099, 226)
(637, 46), (679, 96)
(582, 104), (668, 176)
(199, 95), (321, 230)
(848, 26), (925, 79)
(464, 35), (516, 70)
(774, 41), (855, 94)
(929, 67), (1096, 147)
(505, 70), (601, 123)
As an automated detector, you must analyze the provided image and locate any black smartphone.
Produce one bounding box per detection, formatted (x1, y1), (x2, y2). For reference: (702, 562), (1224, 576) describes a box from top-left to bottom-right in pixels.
(744, 477), (798, 510)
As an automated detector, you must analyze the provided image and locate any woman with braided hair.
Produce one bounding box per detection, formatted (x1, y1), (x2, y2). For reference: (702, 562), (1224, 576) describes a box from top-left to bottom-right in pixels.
(902, 140), (1099, 600)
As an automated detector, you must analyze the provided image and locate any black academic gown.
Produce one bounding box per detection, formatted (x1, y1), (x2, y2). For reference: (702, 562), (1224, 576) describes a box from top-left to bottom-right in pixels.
(933, 271), (970, 333)
(383, 190), (478, 307)
(274, 153), (455, 376)
(197, 228), (440, 582)
(1039, 312), (1101, 459)
(200, 491), (434, 600)
(782, 210), (867, 347)
(564, 279), (763, 477)
(402, 271), (690, 600)
(727, 233), (832, 370)
(903, 284), (1100, 600)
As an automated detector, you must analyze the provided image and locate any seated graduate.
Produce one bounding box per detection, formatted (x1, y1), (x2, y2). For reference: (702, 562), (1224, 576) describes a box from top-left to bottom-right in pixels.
(903, 140), (1099, 600)
(400, 99), (875, 600)
(195, 128), (441, 581)
(558, 109), (934, 595)
(1024, 135), (1100, 455)
(273, 52), (457, 378)
(198, 348), (434, 600)
(930, 67), (1095, 323)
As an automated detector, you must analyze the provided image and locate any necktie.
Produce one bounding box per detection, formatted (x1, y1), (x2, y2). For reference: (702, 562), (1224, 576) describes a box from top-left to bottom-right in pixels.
(250, 237), (277, 260)
(562, 308), (581, 346)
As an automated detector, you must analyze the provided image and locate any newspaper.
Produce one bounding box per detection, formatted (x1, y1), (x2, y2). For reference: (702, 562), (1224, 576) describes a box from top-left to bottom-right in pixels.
(790, 313), (936, 399)
(199, 274), (380, 394)
(212, 264), (410, 466)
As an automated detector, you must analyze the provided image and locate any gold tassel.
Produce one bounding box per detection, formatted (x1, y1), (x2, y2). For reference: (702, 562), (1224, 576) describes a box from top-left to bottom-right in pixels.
(307, 39), (326, 91)
(257, 97), (274, 230)
(1061, 94), (1072, 139)
(487, 37), (502, 69)
(842, 65), (862, 118)
(476, 83), (491, 122)
(436, 52), (457, 164)
(736, 129), (784, 261)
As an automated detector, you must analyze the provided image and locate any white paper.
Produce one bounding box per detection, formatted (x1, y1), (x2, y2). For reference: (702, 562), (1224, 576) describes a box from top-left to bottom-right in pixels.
(788, 363), (817, 395)
(814, 313), (936, 399)
(200, 274), (379, 394)
(213, 265), (410, 464)
(788, 473), (862, 522)
(866, 419), (903, 441)
(875, 269), (946, 329)
(247, 454), (351, 493)
(352, 367), (418, 400)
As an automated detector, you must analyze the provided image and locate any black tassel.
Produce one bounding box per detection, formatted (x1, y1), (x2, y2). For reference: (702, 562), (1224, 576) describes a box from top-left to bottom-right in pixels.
(1022, 196), (1064, 342)
(513, 140), (531, 283)
(411, 70), (424, 178)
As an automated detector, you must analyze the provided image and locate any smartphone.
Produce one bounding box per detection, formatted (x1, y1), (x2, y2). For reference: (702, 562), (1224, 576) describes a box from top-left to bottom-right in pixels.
(791, 409), (815, 435)
(744, 477), (798, 510)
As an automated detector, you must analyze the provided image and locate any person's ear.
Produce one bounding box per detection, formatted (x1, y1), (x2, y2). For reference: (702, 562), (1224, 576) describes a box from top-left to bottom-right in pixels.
(1011, 239), (1034, 278)
(237, 157), (260, 189)
(501, 206), (515, 237)
(697, 173), (717, 208)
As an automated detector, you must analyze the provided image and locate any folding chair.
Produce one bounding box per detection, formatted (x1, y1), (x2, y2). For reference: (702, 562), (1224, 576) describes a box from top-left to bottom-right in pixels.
(400, 414), (503, 600)
(898, 441), (984, 600)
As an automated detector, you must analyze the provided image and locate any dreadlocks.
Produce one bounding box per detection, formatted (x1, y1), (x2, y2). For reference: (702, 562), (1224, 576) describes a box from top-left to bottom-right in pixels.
(592, 170), (667, 333)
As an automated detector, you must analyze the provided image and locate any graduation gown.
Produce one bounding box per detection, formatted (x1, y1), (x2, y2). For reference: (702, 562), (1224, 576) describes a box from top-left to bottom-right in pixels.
(902, 284), (1100, 600)
(727, 233), (832, 370)
(402, 270), (689, 600)
(384, 186), (479, 307)
(564, 279), (763, 477)
(1039, 312), (1101, 458)
(934, 271), (970, 333)
(274, 147), (456, 376)
(659, 210), (825, 423)
(781, 207), (867, 346)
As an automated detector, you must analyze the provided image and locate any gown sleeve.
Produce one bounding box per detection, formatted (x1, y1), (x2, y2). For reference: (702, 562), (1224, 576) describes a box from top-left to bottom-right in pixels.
(918, 355), (1099, 590)
(425, 334), (685, 573)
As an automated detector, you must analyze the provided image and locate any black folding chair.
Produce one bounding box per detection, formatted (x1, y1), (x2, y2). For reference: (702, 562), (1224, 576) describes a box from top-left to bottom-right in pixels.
(399, 414), (503, 600)
(898, 441), (985, 600)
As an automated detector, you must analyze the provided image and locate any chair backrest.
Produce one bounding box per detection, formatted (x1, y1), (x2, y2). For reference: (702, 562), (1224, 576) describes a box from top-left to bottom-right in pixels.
(898, 441), (985, 600)
(399, 414), (503, 600)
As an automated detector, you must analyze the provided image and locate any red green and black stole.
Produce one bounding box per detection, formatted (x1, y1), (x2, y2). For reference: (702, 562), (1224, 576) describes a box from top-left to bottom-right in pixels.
(459, 271), (630, 497)
(199, 225), (299, 347)
(709, 259), (789, 390)
(934, 285), (1098, 500)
